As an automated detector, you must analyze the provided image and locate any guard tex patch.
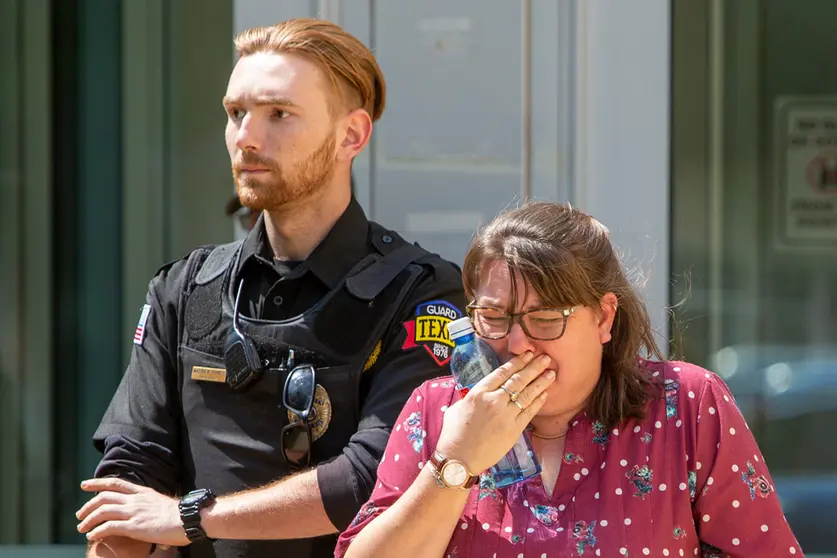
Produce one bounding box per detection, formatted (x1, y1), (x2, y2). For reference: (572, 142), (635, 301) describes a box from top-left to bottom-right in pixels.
(401, 300), (462, 366)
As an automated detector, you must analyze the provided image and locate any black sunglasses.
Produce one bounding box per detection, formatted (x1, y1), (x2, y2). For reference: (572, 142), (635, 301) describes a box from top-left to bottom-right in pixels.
(282, 364), (317, 469)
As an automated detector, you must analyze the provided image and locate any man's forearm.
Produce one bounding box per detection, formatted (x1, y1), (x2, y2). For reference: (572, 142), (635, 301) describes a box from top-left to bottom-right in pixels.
(201, 468), (338, 540)
(87, 537), (152, 558)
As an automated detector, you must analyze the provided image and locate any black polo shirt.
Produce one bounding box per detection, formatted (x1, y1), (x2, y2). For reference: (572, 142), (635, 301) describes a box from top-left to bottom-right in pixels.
(236, 197), (372, 321)
(92, 197), (467, 553)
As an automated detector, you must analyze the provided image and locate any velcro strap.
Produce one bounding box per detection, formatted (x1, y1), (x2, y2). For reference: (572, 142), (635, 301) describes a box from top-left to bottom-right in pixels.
(195, 241), (242, 286)
(346, 243), (428, 301)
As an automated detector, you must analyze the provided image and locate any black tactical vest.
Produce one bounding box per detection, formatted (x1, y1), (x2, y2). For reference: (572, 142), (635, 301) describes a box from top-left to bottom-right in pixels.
(174, 225), (434, 558)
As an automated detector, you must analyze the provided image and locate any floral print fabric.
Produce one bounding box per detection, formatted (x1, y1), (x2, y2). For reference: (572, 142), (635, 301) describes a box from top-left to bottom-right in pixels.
(336, 361), (802, 557)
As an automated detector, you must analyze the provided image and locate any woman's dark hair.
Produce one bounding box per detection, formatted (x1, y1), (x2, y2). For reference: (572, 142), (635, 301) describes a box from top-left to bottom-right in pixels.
(462, 201), (663, 428)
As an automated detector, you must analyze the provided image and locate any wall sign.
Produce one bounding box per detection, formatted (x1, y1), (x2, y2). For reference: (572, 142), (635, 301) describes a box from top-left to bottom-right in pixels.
(775, 97), (837, 250)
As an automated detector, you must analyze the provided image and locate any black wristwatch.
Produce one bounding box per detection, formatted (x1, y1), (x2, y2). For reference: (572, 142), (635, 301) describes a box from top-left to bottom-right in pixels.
(179, 488), (216, 543)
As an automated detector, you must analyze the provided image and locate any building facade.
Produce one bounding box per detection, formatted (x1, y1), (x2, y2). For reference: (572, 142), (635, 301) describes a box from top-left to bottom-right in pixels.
(1, 0), (834, 555)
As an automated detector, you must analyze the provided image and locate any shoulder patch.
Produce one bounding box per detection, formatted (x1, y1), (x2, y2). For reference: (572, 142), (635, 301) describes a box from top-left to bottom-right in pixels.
(401, 300), (462, 366)
(133, 304), (152, 345)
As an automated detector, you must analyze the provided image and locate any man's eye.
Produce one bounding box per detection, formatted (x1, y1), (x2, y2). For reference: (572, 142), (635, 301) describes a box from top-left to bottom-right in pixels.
(271, 109), (289, 120)
(228, 108), (245, 120)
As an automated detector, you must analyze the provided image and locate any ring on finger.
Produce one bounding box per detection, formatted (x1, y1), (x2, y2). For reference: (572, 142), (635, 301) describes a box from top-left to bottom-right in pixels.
(513, 399), (525, 411)
(499, 384), (520, 402)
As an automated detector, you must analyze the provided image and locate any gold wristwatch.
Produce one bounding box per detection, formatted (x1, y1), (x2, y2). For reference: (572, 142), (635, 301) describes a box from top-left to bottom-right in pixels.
(428, 450), (479, 489)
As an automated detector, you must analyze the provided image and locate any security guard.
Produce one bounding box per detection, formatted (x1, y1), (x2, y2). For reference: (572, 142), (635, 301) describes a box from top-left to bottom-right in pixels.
(77, 19), (466, 558)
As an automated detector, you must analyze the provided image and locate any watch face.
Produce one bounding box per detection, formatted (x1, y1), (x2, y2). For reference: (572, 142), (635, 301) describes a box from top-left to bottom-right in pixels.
(182, 494), (200, 506)
(182, 490), (206, 506)
(442, 461), (468, 487)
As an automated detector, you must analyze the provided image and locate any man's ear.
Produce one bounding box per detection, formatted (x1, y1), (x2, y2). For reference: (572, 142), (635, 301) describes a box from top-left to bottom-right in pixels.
(336, 108), (372, 163)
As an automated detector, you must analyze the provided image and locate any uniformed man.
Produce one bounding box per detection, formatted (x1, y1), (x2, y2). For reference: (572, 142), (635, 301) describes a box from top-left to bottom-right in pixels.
(76, 18), (465, 558)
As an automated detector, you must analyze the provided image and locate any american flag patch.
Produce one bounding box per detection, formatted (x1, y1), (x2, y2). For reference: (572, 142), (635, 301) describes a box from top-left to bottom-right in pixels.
(133, 304), (151, 345)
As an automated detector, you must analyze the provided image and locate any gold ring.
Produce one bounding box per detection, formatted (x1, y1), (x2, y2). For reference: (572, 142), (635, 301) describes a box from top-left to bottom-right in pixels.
(500, 384), (519, 402)
(513, 399), (525, 411)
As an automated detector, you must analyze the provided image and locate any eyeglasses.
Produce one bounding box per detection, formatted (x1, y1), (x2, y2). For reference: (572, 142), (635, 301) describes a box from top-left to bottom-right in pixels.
(282, 363), (317, 469)
(465, 304), (580, 341)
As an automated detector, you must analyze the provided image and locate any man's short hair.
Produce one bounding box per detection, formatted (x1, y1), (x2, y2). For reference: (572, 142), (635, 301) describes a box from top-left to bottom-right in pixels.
(234, 19), (386, 122)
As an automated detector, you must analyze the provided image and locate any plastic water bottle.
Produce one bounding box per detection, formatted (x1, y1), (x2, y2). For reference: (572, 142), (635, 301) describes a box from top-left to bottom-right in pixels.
(446, 317), (541, 488)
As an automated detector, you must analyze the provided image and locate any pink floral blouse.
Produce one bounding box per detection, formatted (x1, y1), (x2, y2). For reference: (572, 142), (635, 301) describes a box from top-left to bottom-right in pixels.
(335, 361), (803, 557)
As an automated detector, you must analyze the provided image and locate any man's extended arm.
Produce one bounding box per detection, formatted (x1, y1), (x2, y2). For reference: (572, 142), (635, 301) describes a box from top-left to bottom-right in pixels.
(79, 471), (334, 546)
(87, 539), (177, 558)
(87, 537), (152, 558)
(203, 469), (335, 540)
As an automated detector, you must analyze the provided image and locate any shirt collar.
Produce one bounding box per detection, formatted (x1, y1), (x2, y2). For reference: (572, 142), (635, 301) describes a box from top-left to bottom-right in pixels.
(238, 197), (371, 289)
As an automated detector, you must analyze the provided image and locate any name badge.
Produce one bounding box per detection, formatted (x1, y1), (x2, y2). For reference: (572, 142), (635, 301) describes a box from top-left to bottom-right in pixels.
(191, 366), (227, 383)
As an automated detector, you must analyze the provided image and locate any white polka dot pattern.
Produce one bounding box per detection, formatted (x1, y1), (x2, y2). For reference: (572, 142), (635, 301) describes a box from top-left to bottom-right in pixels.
(333, 362), (803, 558)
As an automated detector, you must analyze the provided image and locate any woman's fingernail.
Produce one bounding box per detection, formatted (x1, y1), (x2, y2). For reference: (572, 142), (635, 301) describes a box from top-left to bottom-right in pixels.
(546, 370), (556, 380)
(540, 355), (551, 365)
(522, 352), (534, 362)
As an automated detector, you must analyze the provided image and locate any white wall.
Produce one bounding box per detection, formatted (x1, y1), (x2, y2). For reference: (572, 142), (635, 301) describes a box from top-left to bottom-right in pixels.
(574, 0), (671, 349)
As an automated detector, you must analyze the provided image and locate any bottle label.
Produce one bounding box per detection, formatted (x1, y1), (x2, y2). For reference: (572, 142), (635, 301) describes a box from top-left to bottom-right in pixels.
(457, 354), (494, 389)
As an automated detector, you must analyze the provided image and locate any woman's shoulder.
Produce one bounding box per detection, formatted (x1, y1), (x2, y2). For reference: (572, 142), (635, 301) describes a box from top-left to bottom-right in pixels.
(639, 359), (733, 418)
(641, 359), (724, 390)
(415, 375), (458, 394)
(409, 375), (460, 411)
(393, 376), (459, 452)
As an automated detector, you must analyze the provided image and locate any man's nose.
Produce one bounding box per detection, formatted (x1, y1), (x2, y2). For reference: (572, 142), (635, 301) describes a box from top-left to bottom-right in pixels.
(235, 113), (263, 152)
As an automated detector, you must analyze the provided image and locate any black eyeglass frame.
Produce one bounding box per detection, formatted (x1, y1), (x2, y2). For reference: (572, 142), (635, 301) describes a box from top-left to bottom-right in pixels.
(465, 304), (581, 341)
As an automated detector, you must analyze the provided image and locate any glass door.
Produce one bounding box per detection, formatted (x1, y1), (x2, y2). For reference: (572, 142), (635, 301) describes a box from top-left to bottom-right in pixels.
(672, 1), (837, 554)
(0, 0), (55, 548)
(0, 0), (234, 553)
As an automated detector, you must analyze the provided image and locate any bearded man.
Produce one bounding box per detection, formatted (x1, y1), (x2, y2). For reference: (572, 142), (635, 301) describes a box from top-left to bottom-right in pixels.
(77, 18), (465, 558)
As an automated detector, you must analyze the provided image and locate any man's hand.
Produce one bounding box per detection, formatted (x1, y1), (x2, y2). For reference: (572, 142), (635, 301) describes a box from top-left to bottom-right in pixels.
(77, 478), (189, 548)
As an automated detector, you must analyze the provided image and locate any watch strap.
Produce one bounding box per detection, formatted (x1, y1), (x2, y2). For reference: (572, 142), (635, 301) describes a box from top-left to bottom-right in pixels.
(179, 489), (216, 542)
